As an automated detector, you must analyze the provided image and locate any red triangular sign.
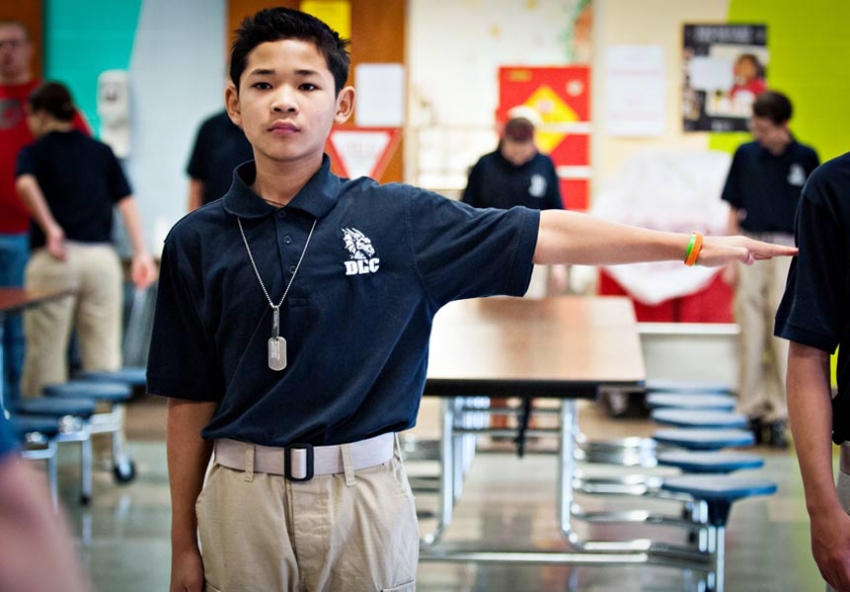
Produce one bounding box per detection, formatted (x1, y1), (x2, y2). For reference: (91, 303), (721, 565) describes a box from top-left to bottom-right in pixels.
(327, 128), (400, 180)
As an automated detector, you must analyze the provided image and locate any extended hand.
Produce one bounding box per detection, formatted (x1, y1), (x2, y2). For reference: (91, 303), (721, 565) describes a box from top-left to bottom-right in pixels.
(697, 235), (797, 267)
(131, 253), (158, 290)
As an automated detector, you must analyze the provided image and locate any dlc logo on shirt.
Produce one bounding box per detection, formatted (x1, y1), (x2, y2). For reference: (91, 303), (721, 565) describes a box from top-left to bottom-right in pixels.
(341, 227), (380, 276)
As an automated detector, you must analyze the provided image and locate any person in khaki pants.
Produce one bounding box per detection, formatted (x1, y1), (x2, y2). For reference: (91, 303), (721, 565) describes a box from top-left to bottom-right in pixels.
(149, 8), (797, 592)
(14, 82), (156, 399)
(721, 90), (820, 447)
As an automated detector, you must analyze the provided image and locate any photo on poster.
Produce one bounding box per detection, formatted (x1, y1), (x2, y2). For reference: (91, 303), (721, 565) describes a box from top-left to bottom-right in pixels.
(682, 24), (768, 132)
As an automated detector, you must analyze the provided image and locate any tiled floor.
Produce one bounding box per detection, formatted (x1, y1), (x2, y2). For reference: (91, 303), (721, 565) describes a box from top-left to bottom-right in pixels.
(49, 396), (825, 591)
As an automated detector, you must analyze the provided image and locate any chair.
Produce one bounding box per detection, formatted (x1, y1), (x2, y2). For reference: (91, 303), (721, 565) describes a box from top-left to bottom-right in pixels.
(12, 396), (97, 504)
(650, 409), (748, 429)
(44, 379), (136, 483)
(646, 392), (736, 411)
(12, 414), (62, 510)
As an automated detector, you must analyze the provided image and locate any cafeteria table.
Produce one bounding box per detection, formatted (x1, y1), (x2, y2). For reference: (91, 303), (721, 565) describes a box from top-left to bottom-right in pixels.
(418, 296), (725, 579)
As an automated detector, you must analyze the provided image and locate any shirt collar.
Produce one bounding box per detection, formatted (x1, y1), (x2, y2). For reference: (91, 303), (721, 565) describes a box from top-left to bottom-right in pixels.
(223, 155), (339, 220)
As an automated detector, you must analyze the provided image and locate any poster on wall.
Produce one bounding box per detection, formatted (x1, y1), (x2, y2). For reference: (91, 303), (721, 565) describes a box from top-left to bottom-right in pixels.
(682, 24), (768, 132)
(498, 66), (591, 210)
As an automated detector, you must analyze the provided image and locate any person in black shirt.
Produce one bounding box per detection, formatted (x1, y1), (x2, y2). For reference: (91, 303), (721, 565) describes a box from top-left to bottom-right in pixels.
(14, 82), (157, 398)
(775, 152), (850, 591)
(186, 109), (253, 211)
(721, 90), (819, 447)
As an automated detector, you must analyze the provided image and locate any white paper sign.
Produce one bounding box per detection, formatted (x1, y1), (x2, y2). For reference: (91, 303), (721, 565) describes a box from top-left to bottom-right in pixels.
(605, 45), (666, 137)
(355, 63), (405, 127)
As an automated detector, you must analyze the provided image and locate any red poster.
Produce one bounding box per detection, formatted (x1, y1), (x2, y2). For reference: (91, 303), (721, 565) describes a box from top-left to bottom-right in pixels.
(498, 66), (591, 210)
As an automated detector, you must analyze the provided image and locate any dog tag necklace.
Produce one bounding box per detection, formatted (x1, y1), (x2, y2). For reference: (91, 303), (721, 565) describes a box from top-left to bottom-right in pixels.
(238, 217), (317, 371)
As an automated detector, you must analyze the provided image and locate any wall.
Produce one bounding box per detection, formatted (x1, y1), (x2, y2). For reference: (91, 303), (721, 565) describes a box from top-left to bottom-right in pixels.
(710, 0), (850, 161)
(591, 0), (729, 185)
(406, 0), (581, 192)
(44, 0), (226, 254)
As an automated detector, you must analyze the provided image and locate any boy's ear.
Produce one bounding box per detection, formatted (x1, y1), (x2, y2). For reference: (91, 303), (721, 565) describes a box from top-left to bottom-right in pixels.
(225, 84), (242, 127)
(334, 86), (355, 124)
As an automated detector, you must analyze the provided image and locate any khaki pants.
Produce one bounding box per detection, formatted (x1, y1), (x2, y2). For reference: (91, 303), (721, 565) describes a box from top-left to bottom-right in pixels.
(734, 239), (792, 422)
(197, 448), (419, 592)
(21, 244), (122, 398)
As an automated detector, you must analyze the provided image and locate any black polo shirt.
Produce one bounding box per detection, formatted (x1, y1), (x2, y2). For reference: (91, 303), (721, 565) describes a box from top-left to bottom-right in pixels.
(148, 157), (539, 446)
(462, 150), (563, 211)
(721, 139), (819, 233)
(775, 152), (850, 443)
(16, 130), (131, 249)
(186, 110), (254, 206)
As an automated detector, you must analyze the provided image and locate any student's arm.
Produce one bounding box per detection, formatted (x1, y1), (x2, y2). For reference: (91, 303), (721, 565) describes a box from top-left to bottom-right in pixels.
(167, 398), (217, 592)
(116, 197), (158, 290)
(787, 342), (850, 591)
(0, 455), (90, 592)
(534, 209), (796, 267)
(187, 180), (205, 212)
(16, 174), (67, 260)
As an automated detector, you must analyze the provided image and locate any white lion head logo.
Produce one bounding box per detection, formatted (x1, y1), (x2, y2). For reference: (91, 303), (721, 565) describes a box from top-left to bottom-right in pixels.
(342, 227), (375, 260)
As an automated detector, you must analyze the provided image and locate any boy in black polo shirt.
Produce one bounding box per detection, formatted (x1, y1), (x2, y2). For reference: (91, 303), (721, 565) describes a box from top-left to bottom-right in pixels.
(722, 90), (819, 447)
(776, 152), (850, 591)
(149, 8), (797, 592)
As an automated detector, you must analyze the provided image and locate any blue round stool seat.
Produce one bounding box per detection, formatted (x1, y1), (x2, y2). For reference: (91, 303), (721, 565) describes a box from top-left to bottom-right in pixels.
(78, 367), (146, 388)
(661, 474), (778, 525)
(14, 397), (96, 418)
(651, 409), (748, 429)
(646, 392), (736, 411)
(11, 415), (62, 440)
(645, 379), (732, 394)
(44, 380), (132, 402)
(656, 451), (764, 474)
(653, 428), (755, 450)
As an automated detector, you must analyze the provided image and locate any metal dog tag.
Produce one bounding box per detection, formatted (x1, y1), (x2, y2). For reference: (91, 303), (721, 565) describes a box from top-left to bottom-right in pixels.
(268, 307), (286, 370)
(268, 337), (287, 371)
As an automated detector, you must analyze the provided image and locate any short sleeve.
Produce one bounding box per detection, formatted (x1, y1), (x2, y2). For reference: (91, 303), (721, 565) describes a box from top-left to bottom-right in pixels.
(186, 120), (211, 180)
(461, 160), (484, 208)
(146, 238), (224, 401)
(543, 156), (564, 210)
(15, 145), (35, 178)
(775, 177), (845, 353)
(721, 149), (743, 209)
(407, 190), (539, 306)
(106, 147), (132, 202)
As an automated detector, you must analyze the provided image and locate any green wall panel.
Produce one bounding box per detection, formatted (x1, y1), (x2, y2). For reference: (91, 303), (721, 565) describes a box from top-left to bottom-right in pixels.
(44, 0), (143, 134)
(709, 0), (850, 161)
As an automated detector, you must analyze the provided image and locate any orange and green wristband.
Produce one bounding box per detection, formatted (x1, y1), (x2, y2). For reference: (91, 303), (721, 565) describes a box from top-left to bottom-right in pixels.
(684, 231), (703, 266)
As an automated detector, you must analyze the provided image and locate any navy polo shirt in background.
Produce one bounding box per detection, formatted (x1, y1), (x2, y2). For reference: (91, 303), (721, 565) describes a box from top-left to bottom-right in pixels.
(16, 130), (131, 249)
(775, 152), (850, 443)
(186, 110), (254, 206)
(462, 150), (562, 211)
(148, 157), (539, 447)
(721, 138), (820, 233)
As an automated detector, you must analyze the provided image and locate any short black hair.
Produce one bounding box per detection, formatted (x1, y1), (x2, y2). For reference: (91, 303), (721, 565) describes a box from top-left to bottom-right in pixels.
(753, 90), (792, 125)
(28, 82), (75, 122)
(230, 7), (350, 95)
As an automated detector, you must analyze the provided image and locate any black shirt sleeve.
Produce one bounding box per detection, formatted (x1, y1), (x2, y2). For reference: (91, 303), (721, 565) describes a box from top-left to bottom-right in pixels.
(146, 237), (224, 402)
(721, 148), (744, 210)
(461, 160), (484, 208)
(186, 119), (212, 180)
(106, 146), (132, 202)
(542, 155), (564, 210)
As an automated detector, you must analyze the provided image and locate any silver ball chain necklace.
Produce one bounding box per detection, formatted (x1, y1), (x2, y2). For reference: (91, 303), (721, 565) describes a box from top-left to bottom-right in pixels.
(237, 216), (317, 371)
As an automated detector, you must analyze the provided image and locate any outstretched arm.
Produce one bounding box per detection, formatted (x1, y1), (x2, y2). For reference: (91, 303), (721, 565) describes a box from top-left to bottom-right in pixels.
(534, 210), (796, 267)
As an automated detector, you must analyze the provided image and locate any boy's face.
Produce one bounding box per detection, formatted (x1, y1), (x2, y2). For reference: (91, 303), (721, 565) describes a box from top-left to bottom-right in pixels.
(226, 38), (353, 168)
